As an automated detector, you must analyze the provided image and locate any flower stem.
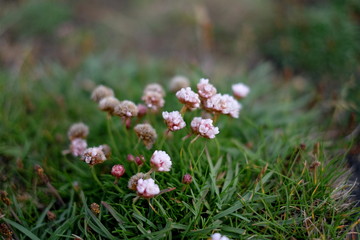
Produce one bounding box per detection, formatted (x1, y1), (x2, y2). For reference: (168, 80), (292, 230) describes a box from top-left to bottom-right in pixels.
(180, 105), (187, 115)
(91, 166), (103, 188)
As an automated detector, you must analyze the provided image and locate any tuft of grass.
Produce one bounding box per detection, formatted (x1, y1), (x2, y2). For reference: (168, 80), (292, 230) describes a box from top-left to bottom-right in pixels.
(0, 58), (358, 239)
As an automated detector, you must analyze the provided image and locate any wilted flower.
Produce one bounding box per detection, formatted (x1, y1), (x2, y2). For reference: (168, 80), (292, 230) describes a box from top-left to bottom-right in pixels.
(99, 144), (111, 158)
(134, 123), (157, 149)
(99, 96), (121, 114)
(191, 117), (219, 139)
(81, 147), (107, 166)
(128, 172), (146, 190)
(113, 100), (138, 118)
(162, 111), (186, 131)
(197, 78), (217, 99)
(182, 174), (192, 184)
(136, 178), (160, 198)
(111, 165), (125, 178)
(91, 85), (114, 103)
(90, 203), (100, 215)
(141, 91), (165, 111)
(144, 83), (165, 97)
(169, 75), (190, 92)
(150, 150), (172, 172)
(68, 122), (89, 140)
(70, 138), (87, 157)
(210, 233), (230, 240)
(232, 83), (250, 99)
(47, 211), (56, 221)
(203, 94), (241, 118)
(176, 87), (201, 110)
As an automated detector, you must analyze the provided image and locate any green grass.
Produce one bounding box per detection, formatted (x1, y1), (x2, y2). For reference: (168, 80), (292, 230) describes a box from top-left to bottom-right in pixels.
(0, 57), (358, 240)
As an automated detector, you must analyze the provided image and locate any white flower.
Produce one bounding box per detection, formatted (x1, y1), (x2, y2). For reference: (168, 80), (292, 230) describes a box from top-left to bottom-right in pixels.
(232, 83), (250, 99)
(211, 233), (230, 240)
(162, 111), (186, 131)
(204, 94), (241, 118)
(136, 178), (160, 198)
(81, 147), (107, 165)
(197, 78), (217, 99)
(150, 150), (172, 172)
(176, 87), (201, 109)
(191, 117), (219, 139)
(70, 138), (87, 157)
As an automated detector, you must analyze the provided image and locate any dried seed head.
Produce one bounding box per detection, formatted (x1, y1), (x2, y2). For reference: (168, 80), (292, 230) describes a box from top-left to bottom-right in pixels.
(309, 161), (321, 171)
(34, 165), (49, 184)
(98, 96), (121, 114)
(111, 165), (125, 178)
(134, 123), (157, 149)
(99, 144), (111, 159)
(67, 122), (89, 140)
(169, 75), (190, 92)
(70, 138), (87, 157)
(90, 203), (100, 215)
(113, 100), (138, 118)
(128, 172), (146, 190)
(144, 83), (165, 97)
(81, 147), (107, 166)
(0, 223), (12, 239)
(182, 174), (192, 184)
(47, 211), (56, 221)
(0, 191), (11, 206)
(91, 85), (114, 103)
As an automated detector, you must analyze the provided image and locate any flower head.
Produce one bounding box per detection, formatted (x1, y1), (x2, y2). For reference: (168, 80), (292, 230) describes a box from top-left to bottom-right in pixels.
(128, 172), (146, 190)
(113, 100), (138, 118)
(150, 150), (172, 172)
(144, 83), (165, 97)
(176, 87), (201, 109)
(232, 83), (250, 99)
(91, 85), (114, 103)
(210, 233), (230, 240)
(111, 165), (125, 178)
(99, 96), (121, 114)
(169, 75), (190, 92)
(81, 147), (107, 165)
(142, 91), (165, 111)
(191, 117), (219, 139)
(68, 122), (89, 140)
(137, 104), (148, 118)
(182, 174), (192, 184)
(197, 78), (217, 99)
(203, 94), (241, 118)
(134, 123), (157, 149)
(162, 111), (186, 131)
(136, 178), (160, 198)
(70, 138), (87, 157)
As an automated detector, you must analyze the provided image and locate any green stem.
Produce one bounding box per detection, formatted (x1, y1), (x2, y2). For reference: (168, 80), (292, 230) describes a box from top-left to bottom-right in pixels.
(91, 166), (103, 188)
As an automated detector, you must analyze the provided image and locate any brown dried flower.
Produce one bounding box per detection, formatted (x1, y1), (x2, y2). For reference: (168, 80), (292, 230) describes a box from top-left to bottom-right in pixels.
(90, 203), (100, 215)
(113, 100), (138, 118)
(0, 223), (12, 240)
(134, 123), (157, 149)
(98, 96), (121, 115)
(91, 85), (114, 103)
(0, 191), (11, 206)
(47, 211), (56, 221)
(128, 172), (146, 190)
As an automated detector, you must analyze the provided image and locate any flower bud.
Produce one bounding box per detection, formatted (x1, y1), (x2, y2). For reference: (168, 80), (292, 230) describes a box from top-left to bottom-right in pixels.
(182, 174), (192, 184)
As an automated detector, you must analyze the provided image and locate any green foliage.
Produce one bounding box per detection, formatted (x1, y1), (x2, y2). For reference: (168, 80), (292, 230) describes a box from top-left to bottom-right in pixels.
(260, 3), (360, 76)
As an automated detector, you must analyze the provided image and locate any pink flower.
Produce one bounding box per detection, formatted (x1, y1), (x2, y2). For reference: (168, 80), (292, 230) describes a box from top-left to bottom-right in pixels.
(136, 178), (160, 198)
(176, 87), (201, 109)
(142, 91), (165, 111)
(211, 233), (230, 240)
(162, 111), (186, 131)
(203, 94), (242, 118)
(197, 78), (217, 99)
(191, 117), (219, 139)
(182, 174), (192, 184)
(137, 104), (148, 118)
(150, 150), (172, 172)
(111, 165), (125, 178)
(232, 83), (250, 99)
(70, 138), (87, 157)
(81, 147), (107, 165)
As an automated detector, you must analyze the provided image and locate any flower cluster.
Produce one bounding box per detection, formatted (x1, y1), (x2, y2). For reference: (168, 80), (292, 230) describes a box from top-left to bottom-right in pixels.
(162, 111), (186, 132)
(210, 233), (230, 240)
(142, 83), (165, 111)
(176, 87), (201, 110)
(191, 117), (219, 139)
(66, 122), (89, 157)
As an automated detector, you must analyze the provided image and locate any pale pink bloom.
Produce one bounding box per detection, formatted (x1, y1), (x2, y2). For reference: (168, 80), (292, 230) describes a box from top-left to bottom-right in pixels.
(162, 111), (186, 131)
(137, 104), (147, 118)
(203, 94), (241, 118)
(191, 117), (219, 139)
(81, 147), (107, 165)
(70, 138), (87, 157)
(232, 83), (250, 99)
(150, 150), (172, 172)
(197, 78), (217, 99)
(142, 91), (165, 111)
(144, 83), (165, 97)
(211, 233), (230, 240)
(176, 87), (201, 109)
(111, 165), (125, 178)
(136, 178), (160, 198)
